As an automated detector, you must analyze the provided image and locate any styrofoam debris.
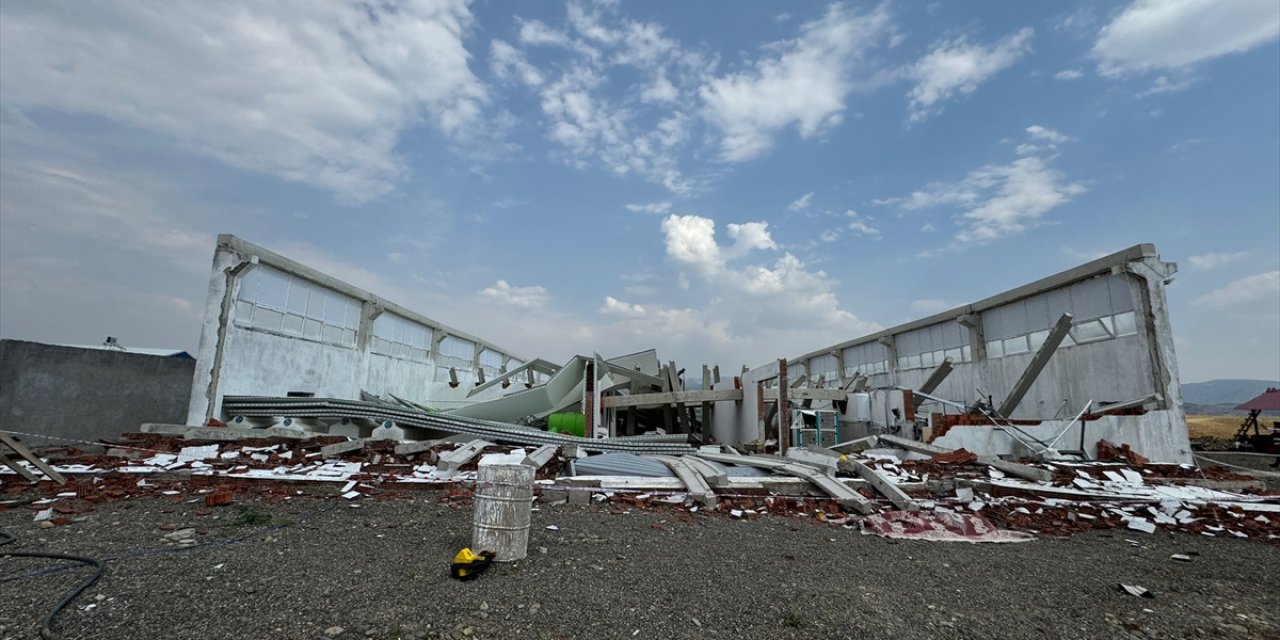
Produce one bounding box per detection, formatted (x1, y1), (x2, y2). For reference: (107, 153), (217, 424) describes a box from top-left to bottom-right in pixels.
(479, 452), (526, 466)
(1127, 518), (1156, 534)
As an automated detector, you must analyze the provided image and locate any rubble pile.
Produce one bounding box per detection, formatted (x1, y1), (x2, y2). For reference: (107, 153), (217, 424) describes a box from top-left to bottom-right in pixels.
(2, 429), (1277, 544)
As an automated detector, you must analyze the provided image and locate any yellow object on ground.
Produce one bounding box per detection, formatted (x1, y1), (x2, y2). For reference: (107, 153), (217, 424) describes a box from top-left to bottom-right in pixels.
(450, 548), (495, 581)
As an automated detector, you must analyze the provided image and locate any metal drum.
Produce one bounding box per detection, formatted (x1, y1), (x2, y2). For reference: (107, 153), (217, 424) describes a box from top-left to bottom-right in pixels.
(472, 459), (534, 562)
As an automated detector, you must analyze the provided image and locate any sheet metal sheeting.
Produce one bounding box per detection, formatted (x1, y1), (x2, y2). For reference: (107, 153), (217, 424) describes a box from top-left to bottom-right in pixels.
(571, 453), (677, 478)
(221, 396), (695, 455)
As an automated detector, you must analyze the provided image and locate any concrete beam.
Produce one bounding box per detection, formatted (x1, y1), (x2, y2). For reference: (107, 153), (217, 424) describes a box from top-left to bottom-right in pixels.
(321, 438), (369, 459)
(918, 357), (954, 395)
(652, 455), (717, 508)
(877, 434), (1053, 482)
(696, 451), (875, 514)
(998, 313), (1073, 418)
(841, 459), (920, 511)
(394, 440), (445, 456)
(437, 439), (493, 471)
(522, 444), (558, 469)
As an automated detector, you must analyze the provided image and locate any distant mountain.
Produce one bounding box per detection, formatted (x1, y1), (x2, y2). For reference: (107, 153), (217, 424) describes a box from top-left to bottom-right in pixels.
(1181, 379), (1280, 406)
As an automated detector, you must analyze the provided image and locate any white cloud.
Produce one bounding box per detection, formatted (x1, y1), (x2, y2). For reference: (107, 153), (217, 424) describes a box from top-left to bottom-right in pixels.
(906, 28), (1034, 123)
(910, 299), (951, 314)
(877, 128), (1086, 245)
(1025, 125), (1072, 144)
(625, 201), (673, 215)
(725, 222), (778, 257)
(519, 18), (577, 49)
(0, 159), (213, 273)
(788, 191), (815, 211)
(1188, 251), (1250, 270)
(1093, 0), (1279, 77)
(700, 4), (892, 161)
(1195, 271), (1280, 307)
(0, 1), (488, 202)
(1138, 75), (1199, 96)
(845, 210), (880, 237)
(661, 214), (725, 276)
(599, 296), (647, 318)
(491, 40), (545, 86)
(1054, 69), (1084, 80)
(819, 228), (841, 243)
(479, 280), (550, 309)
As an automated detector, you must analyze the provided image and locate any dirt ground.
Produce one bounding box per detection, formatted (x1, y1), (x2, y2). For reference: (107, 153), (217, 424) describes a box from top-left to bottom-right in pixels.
(1186, 415), (1247, 440)
(2, 491), (1278, 640)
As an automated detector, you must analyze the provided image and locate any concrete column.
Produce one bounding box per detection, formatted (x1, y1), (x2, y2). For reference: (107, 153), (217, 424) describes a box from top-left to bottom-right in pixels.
(186, 243), (254, 425)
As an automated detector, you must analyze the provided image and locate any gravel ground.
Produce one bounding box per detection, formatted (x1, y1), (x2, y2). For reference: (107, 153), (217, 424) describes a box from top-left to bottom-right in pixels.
(1, 491), (1277, 640)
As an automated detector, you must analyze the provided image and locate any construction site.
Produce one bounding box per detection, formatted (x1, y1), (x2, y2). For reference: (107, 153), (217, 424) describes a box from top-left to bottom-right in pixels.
(2, 236), (1277, 640)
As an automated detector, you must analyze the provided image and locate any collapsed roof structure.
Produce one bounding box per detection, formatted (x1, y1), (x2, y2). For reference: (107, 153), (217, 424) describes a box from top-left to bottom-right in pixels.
(8, 235), (1273, 550)
(186, 236), (1190, 464)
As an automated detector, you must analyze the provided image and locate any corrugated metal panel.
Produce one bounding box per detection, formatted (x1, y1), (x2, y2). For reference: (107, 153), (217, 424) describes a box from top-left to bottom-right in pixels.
(571, 453), (676, 477)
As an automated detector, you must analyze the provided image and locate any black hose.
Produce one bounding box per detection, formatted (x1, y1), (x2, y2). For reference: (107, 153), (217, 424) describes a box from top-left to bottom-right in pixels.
(1, 530), (105, 640)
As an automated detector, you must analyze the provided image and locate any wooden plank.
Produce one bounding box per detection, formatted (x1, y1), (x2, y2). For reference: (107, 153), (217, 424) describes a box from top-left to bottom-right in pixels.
(600, 389), (743, 408)
(0, 432), (66, 484)
(842, 459), (920, 511)
(0, 451), (40, 482)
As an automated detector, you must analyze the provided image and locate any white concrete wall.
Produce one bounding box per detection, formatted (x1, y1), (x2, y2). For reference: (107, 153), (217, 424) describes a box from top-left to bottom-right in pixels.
(744, 245), (1193, 462)
(187, 236), (528, 423)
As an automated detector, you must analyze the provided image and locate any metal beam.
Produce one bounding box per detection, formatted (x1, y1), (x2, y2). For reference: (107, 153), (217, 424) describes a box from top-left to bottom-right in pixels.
(761, 388), (847, 401)
(600, 360), (665, 389)
(601, 389), (742, 408)
(998, 313), (1073, 418)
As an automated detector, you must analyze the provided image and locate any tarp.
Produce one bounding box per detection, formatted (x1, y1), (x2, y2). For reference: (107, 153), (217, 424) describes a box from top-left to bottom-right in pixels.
(1236, 388), (1280, 412)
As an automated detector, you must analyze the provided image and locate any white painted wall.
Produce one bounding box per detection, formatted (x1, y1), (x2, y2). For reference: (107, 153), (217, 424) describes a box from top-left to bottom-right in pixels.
(187, 236), (528, 424)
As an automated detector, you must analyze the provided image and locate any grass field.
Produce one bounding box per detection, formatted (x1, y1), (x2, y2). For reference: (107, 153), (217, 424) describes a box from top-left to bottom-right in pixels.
(1186, 414), (1247, 439)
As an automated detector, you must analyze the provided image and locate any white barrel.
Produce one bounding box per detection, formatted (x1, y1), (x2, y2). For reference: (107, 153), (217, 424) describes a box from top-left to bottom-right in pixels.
(472, 456), (534, 562)
(851, 393), (872, 422)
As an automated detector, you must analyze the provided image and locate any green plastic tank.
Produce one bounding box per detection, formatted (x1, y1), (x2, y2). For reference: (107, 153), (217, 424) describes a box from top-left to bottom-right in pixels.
(547, 412), (586, 437)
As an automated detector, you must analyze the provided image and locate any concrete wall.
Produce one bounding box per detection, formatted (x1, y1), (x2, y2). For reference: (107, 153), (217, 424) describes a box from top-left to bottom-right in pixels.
(735, 244), (1193, 462)
(0, 340), (195, 442)
(187, 235), (533, 424)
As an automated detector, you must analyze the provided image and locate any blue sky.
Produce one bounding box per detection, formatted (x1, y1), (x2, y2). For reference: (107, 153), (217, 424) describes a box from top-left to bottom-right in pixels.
(0, 0), (1277, 383)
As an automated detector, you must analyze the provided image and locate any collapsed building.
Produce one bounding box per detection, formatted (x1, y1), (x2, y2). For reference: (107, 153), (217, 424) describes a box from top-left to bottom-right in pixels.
(185, 236), (1189, 464)
(5, 235), (1275, 548)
